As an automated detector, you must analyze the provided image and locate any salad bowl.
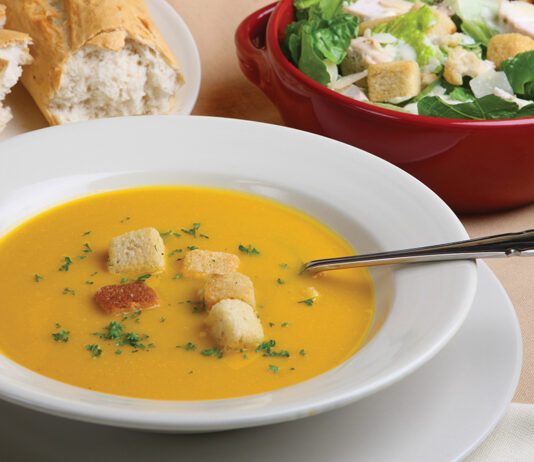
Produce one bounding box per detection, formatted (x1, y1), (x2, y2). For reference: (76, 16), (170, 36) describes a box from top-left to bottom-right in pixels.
(235, 0), (534, 213)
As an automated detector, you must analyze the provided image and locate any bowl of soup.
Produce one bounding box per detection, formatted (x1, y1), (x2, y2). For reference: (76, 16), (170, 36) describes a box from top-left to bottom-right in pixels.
(0, 116), (477, 431)
(235, 0), (534, 213)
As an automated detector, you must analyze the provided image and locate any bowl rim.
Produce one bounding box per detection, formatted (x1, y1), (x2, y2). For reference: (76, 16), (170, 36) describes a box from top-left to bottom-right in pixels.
(0, 115), (478, 431)
(267, 0), (534, 127)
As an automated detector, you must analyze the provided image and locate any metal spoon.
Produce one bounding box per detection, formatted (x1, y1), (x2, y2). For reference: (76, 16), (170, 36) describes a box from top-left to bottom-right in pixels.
(302, 229), (534, 274)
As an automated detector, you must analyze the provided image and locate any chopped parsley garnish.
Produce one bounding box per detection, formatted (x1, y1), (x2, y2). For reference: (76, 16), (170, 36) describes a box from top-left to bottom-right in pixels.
(298, 298), (315, 306)
(238, 244), (260, 255)
(187, 246), (198, 251)
(62, 287), (75, 295)
(77, 255), (86, 260)
(85, 344), (102, 358)
(173, 273), (182, 280)
(136, 273), (152, 282)
(269, 365), (279, 374)
(243, 354), (248, 359)
(159, 230), (172, 238)
(55, 323), (61, 328)
(277, 278), (285, 284)
(122, 310), (142, 321)
(280, 263), (288, 269)
(82, 243), (92, 253)
(120, 217), (131, 223)
(59, 256), (73, 272)
(52, 329), (69, 342)
(82, 231), (91, 236)
(168, 249), (182, 256)
(299, 349), (306, 356)
(120, 278), (129, 284)
(160, 317), (166, 323)
(34, 274), (43, 282)
(90, 272), (98, 277)
(103, 321), (123, 340)
(255, 339), (289, 357)
(172, 232), (181, 238)
(181, 223), (201, 237)
(115, 349), (122, 355)
(199, 233), (209, 239)
(281, 322), (290, 327)
(190, 300), (206, 313)
(176, 342), (196, 351)
(85, 281), (94, 285)
(269, 322), (275, 327)
(201, 347), (223, 358)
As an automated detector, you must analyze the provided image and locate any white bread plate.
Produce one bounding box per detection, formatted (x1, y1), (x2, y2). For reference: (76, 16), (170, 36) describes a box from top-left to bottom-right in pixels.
(0, 0), (201, 141)
(0, 116), (477, 432)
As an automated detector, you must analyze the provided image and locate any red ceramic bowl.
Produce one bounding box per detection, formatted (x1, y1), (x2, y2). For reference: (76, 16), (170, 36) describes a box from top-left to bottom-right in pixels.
(235, 1), (534, 213)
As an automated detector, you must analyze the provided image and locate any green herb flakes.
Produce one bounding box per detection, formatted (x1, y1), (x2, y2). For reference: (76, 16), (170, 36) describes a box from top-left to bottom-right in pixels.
(136, 273), (151, 282)
(59, 256), (73, 272)
(201, 348), (223, 358)
(52, 329), (69, 343)
(86, 344), (102, 358)
(82, 243), (92, 253)
(269, 365), (279, 374)
(181, 223), (201, 237)
(173, 273), (182, 280)
(34, 274), (43, 282)
(62, 287), (75, 295)
(277, 278), (285, 284)
(176, 342), (196, 351)
(238, 244), (260, 255)
(298, 298), (315, 306)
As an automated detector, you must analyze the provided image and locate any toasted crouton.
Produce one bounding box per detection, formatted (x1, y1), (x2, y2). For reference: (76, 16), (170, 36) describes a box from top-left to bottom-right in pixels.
(443, 47), (493, 85)
(341, 37), (392, 75)
(368, 60), (421, 103)
(0, 5), (5, 28)
(487, 33), (534, 69)
(204, 272), (255, 309)
(206, 299), (264, 350)
(108, 228), (165, 275)
(94, 282), (159, 315)
(421, 72), (438, 88)
(183, 249), (240, 278)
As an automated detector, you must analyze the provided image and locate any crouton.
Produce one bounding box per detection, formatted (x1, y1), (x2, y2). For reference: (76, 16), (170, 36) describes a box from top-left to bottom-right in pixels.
(359, 16), (397, 35)
(368, 60), (421, 103)
(204, 272), (255, 309)
(108, 227), (165, 275)
(341, 37), (392, 75)
(206, 299), (264, 350)
(183, 249), (240, 278)
(487, 33), (534, 69)
(443, 47), (493, 85)
(94, 282), (159, 315)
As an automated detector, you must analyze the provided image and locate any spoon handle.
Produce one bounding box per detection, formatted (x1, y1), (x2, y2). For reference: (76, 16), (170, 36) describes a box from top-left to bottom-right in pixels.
(302, 229), (534, 274)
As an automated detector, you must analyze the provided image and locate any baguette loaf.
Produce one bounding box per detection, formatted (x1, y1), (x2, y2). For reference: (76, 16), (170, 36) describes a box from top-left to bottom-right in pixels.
(0, 28), (33, 132)
(3, 0), (184, 125)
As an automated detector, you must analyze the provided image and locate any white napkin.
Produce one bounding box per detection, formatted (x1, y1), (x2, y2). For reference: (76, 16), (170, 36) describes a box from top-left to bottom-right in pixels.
(466, 403), (534, 461)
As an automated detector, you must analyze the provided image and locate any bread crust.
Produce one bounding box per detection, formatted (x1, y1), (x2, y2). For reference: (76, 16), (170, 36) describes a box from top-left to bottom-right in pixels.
(3, 0), (183, 125)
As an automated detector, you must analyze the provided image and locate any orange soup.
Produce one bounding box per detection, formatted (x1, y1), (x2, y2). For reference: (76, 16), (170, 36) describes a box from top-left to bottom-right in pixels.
(0, 187), (374, 400)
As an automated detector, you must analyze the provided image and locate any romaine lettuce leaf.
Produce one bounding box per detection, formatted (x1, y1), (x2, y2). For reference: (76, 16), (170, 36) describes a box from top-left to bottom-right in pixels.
(501, 51), (534, 100)
(418, 94), (534, 119)
(372, 6), (444, 70)
(445, 0), (500, 45)
(282, 0), (359, 85)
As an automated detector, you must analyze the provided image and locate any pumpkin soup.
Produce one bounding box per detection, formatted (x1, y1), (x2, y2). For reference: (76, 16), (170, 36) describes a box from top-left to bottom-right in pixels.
(0, 187), (374, 400)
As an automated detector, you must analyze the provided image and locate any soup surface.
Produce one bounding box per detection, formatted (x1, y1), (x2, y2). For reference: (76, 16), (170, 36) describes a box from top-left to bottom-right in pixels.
(0, 187), (374, 400)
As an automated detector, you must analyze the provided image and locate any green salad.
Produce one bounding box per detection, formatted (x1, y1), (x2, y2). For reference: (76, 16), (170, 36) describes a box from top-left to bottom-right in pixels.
(281, 0), (534, 119)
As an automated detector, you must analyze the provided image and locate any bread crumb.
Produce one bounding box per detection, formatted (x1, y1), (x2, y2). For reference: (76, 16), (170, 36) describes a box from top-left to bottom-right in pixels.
(94, 282), (159, 315)
(368, 60), (421, 103)
(444, 47), (493, 85)
(109, 227), (165, 275)
(183, 249), (239, 278)
(206, 299), (264, 350)
(204, 272), (255, 309)
(487, 33), (534, 69)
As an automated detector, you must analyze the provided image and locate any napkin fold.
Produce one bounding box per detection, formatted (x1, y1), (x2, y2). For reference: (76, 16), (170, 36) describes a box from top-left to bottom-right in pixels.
(466, 403), (534, 461)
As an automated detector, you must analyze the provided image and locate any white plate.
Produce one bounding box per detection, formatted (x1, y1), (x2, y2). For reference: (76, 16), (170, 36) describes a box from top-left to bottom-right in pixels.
(0, 0), (201, 141)
(0, 262), (520, 461)
(0, 116), (477, 431)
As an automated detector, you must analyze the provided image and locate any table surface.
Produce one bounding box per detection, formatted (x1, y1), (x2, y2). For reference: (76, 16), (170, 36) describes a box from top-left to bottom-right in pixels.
(1, 0), (532, 405)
